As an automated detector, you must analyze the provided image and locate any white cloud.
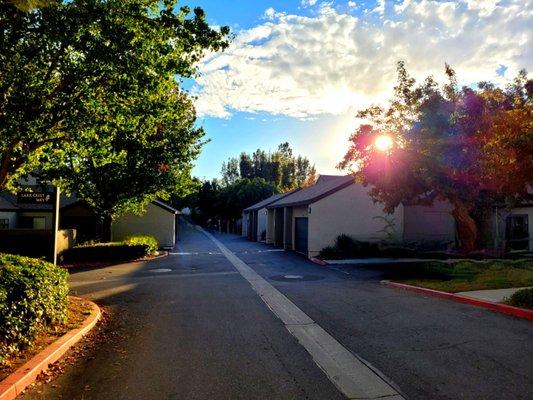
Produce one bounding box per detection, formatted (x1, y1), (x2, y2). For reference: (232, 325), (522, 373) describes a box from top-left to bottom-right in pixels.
(301, 0), (318, 6)
(348, 1), (357, 8)
(193, 0), (532, 119)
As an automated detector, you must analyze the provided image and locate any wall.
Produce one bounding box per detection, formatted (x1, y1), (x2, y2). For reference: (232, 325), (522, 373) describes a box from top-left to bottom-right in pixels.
(56, 229), (77, 254)
(403, 200), (456, 244)
(241, 212), (248, 237)
(256, 207), (268, 241)
(308, 184), (404, 257)
(112, 203), (176, 248)
(489, 206), (533, 251)
(0, 211), (17, 229)
(266, 209), (275, 244)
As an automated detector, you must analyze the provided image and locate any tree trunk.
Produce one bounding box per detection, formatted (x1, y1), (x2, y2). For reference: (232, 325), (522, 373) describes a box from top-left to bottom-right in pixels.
(451, 200), (477, 253)
(102, 215), (113, 242)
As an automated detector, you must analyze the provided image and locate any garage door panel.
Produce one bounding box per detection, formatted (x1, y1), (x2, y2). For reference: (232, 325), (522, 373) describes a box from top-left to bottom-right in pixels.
(295, 217), (308, 254)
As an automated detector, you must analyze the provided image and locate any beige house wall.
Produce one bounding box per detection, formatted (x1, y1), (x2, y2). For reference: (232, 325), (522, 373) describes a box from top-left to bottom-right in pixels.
(19, 211), (53, 229)
(403, 200), (455, 243)
(266, 209), (276, 244)
(112, 203), (176, 248)
(256, 207), (268, 241)
(307, 184), (404, 257)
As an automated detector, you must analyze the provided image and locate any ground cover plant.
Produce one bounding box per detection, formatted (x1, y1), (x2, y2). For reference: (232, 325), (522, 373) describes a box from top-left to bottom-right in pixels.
(393, 260), (533, 293)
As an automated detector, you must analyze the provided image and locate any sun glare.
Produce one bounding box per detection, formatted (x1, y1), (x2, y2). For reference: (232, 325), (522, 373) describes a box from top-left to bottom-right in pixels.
(374, 135), (393, 152)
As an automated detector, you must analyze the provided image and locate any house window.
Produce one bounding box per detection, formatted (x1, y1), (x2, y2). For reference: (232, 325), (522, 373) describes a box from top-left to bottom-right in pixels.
(506, 214), (529, 251)
(33, 217), (46, 230)
(0, 219), (8, 229)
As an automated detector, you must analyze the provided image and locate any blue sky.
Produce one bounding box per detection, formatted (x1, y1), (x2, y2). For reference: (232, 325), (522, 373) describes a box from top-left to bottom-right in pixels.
(180, 0), (531, 180)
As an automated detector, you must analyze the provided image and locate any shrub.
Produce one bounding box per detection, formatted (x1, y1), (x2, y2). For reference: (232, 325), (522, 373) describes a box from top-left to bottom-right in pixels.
(61, 243), (150, 263)
(0, 253), (68, 366)
(505, 288), (533, 309)
(124, 235), (159, 254)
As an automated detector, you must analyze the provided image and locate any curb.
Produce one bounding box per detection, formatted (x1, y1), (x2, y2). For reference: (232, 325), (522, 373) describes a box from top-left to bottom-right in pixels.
(309, 257), (328, 266)
(382, 280), (533, 321)
(0, 297), (101, 400)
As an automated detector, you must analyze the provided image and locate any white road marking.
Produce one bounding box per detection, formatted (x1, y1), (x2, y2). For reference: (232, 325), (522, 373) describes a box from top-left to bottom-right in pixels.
(198, 226), (405, 400)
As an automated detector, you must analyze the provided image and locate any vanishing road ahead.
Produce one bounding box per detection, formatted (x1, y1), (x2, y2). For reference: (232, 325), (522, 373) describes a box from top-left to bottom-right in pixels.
(22, 220), (532, 400)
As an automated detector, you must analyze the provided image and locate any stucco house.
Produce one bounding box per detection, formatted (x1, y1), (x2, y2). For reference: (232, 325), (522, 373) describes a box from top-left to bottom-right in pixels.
(0, 190), (179, 250)
(242, 192), (297, 241)
(112, 200), (179, 249)
(263, 175), (459, 258)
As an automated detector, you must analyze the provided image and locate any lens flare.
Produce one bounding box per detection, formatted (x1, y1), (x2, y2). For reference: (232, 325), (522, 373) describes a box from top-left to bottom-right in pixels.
(374, 135), (393, 152)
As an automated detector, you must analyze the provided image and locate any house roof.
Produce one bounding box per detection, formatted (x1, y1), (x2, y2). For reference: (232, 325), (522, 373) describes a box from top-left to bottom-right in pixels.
(152, 199), (179, 214)
(267, 175), (355, 208)
(243, 191), (297, 212)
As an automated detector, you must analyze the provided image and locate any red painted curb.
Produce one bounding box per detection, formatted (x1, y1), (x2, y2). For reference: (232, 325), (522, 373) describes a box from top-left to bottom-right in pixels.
(0, 297), (101, 400)
(382, 280), (533, 321)
(309, 257), (328, 266)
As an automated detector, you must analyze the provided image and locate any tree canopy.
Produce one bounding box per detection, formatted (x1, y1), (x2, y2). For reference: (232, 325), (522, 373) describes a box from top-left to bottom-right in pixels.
(221, 142), (317, 191)
(339, 62), (532, 252)
(0, 0), (229, 192)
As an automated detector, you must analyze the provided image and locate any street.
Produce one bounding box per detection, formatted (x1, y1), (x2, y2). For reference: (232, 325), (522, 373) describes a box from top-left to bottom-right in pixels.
(21, 220), (533, 400)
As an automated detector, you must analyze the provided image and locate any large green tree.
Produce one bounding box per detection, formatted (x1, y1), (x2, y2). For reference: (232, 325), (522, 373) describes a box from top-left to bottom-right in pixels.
(221, 143), (316, 190)
(0, 0), (229, 191)
(339, 62), (532, 252)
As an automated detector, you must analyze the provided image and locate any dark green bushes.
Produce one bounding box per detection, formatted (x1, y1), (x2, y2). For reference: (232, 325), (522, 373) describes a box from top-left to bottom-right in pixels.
(506, 288), (533, 309)
(61, 243), (149, 263)
(0, 254), (68, 366)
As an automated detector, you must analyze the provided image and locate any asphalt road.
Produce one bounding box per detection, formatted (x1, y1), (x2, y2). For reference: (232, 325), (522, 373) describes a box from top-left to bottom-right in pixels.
(21, 220), (532, 400)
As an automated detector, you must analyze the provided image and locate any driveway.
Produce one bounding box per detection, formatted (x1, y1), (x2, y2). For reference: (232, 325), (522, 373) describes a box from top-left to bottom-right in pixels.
(20, 220), (532, 399)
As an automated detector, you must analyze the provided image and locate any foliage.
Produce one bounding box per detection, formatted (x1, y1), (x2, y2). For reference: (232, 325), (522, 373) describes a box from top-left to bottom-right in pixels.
(339, 62), (533, 252)
(61, 242), (151, 263)
(190, 178), (278, 226)
(0, 253), (68, 365)
(221, 142), (317, 190)
(318, 234), (380, 259)
(0, 0), (229, 206)
(505, 287), (533, 309)
(396, 260), (533, 292)
(124, 235), (159, 255)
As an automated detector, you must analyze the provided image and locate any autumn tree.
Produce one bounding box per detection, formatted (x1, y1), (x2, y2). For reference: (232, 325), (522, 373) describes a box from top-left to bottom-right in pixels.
(339, 62), (532, 252)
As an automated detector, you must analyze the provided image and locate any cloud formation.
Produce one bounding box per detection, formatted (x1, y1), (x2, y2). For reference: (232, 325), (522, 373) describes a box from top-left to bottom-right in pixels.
(192, 0), (532, 118)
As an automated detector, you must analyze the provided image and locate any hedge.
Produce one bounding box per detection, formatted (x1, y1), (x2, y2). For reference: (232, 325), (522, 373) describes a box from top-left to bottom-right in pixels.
(61, 243), (150, 263)
(124, 235), (159, 255)
(0, 253), (68, 366)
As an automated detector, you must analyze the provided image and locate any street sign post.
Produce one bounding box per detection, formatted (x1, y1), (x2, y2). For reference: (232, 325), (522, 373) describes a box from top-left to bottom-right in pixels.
(17, 192), (53, 204)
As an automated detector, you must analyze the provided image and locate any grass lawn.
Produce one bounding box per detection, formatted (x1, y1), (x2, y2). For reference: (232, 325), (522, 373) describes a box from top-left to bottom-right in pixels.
(393, 259), (533, 293)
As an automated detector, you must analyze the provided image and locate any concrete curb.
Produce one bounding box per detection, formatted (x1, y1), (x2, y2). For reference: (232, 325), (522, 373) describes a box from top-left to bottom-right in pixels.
(382, 280), (533, 321)
(0, 297), (101, 400)
(309, 257), (327, 266)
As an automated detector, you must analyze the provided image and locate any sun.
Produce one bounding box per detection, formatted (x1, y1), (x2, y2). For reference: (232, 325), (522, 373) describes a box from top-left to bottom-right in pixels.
(374, 135), (394, 152)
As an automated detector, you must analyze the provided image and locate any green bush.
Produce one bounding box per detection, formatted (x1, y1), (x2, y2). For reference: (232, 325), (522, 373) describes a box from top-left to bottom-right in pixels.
(506, 288), (533, 309)
(0, 253), (68, 366)
(124, 235), (159, 254)
(61, 243), (149, 263)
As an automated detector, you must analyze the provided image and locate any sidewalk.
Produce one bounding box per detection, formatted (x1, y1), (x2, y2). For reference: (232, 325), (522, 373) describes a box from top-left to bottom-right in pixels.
(457, 287), (532, 303)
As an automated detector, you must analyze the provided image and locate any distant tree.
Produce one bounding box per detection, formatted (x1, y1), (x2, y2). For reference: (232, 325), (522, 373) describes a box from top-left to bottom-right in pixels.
(221, 143), (316, 191)
(339, 62), (532, 252)
(0, 0), (229, 191)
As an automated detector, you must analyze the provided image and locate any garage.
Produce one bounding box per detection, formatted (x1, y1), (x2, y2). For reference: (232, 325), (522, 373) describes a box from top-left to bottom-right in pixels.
(294, 217), (308, 254)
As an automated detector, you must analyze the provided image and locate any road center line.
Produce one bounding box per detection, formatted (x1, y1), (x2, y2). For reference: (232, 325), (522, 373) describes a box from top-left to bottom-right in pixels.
(198, 226), (405, 400)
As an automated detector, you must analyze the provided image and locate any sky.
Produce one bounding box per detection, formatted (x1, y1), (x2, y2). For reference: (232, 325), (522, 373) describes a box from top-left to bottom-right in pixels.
(181, 0), (532, 181)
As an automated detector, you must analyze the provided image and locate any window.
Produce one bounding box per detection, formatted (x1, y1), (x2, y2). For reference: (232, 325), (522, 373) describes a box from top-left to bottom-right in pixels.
(0, 219), (8, 229)
(506, 214), (529, 251)
(33, 217), (46, 230)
